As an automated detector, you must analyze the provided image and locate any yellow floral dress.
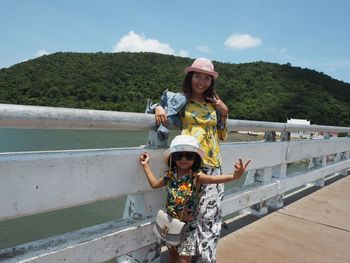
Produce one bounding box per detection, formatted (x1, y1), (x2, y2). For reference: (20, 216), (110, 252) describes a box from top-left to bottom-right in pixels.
(180, 100), (227, 168)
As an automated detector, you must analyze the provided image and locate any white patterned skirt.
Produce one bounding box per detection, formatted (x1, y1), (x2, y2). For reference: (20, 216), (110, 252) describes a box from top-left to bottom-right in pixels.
(196, 166), (224, 263)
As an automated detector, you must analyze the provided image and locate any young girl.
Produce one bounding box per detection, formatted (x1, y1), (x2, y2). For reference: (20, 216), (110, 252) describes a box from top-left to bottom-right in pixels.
(154, 57), (229, 262)
(140, 135), (250, 263)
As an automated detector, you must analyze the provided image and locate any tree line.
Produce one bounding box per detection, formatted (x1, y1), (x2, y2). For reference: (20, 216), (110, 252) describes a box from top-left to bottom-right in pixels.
(0, 52), (349, 126)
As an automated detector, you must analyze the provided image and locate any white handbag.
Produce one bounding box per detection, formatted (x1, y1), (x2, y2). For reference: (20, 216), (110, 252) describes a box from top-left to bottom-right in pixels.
(153, 210), (186, 246)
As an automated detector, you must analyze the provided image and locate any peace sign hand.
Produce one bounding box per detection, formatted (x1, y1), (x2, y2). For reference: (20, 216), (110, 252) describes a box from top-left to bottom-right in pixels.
(233, 158), (251, 180)
(206, 94), (229, 117)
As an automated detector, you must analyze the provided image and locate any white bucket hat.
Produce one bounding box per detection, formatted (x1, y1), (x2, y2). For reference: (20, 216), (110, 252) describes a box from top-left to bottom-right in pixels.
(163, 135), (205, 164)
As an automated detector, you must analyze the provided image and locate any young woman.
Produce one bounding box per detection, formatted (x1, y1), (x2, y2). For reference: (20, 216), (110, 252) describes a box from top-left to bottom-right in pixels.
(154, 58), (229, 262)
(140, 135), (250, 263)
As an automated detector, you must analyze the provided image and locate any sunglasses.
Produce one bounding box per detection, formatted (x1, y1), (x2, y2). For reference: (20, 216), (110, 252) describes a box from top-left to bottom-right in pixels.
(172, 152), (197, 161)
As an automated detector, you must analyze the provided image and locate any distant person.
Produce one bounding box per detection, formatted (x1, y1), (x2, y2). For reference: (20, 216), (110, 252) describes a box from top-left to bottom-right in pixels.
(148, 58), (229, 262)
(140, 135), (250, 263)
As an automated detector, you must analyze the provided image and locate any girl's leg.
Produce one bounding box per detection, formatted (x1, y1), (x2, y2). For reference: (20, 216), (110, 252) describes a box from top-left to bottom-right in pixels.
(178, 221), (197, 262)
(179, 255), (192, 263)
(168, 246), (179, 263)
(197, 167), (224, 263)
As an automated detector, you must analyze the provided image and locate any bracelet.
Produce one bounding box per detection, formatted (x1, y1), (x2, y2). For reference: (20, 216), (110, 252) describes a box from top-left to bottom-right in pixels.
(221, 114), (228, 118)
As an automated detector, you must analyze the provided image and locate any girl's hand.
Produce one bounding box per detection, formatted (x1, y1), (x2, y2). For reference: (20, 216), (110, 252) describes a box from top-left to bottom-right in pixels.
(233, 158), (251, 180)
(206, 94), (229, 117)
(140, 152), (150, 165)
(155, 105), (168, 126)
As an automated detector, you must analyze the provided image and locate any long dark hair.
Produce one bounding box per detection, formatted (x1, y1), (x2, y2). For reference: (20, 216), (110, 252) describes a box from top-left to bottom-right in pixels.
(168, 152), (202, 172)
(182, 72), (216, 101)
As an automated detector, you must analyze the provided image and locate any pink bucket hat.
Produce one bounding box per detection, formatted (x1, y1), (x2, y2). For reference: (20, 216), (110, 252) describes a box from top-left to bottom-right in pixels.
(184, 57), (219, 79)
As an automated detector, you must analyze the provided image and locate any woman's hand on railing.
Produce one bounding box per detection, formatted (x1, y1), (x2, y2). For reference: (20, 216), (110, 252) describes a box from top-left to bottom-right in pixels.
(155, 105), (168, 126)
(233, 158), (251, 180)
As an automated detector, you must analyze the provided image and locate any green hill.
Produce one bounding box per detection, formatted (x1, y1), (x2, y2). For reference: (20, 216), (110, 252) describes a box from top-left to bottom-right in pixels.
(0, 52), (349, 126)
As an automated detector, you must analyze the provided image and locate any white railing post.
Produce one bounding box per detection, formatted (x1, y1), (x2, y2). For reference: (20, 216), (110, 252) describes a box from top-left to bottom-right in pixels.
(338, 151), (349, 176)
(345, 151), (350, 176)
(345, 151), (350, 159)
(146, 130), (167, 148)
(249, 167), (272, 216)
(313, 156), (327, 187)
(281, 131), (291, 141)
(117, 131), (165, 263)
(313, 132), (330, 187)
(268, 131), (288, 209)
(244, 169), (256, 185)
(249, 131), (275, 216)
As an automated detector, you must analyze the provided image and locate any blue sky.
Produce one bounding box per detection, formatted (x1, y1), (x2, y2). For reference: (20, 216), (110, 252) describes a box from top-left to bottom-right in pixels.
(1, 0), (350, 83)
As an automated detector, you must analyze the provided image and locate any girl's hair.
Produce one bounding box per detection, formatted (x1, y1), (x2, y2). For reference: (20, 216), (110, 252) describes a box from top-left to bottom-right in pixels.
(168, 152), (202, 172)
(182, 72), (216, 101)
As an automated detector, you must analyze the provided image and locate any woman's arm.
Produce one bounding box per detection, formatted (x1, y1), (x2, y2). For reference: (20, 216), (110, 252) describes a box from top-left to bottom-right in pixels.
(198, 158), (251, 184)
(217, 117), (228, 141)
(140, 153), (165, 189)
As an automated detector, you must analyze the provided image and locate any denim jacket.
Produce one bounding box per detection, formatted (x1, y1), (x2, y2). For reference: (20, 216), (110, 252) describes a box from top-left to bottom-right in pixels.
(146, 89), (188, 141)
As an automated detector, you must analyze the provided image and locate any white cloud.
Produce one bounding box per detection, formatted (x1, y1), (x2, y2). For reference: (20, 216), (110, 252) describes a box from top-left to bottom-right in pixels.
(197, 45), (211, 53)
(34, 49), (49, 57)
(178, 49), (189, 57)
(113, 31), (187, 57)
(224, 34), (262, 50)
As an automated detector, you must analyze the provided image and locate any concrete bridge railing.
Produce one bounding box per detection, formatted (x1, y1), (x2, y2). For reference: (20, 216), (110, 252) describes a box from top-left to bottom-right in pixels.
(0, 104), (349, 262)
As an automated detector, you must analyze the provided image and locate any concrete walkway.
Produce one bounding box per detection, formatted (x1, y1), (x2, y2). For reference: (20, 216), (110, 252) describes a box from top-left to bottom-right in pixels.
(217, 175), (350, 263)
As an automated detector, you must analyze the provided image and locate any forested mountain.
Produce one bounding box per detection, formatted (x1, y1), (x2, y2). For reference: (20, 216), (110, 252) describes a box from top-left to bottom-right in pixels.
(0, 52), (349, 126)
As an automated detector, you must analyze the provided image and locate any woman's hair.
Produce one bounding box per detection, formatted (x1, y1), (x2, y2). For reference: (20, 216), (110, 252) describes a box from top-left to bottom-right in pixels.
(182, 72), (216, 100)
(167, 152), (202, 172)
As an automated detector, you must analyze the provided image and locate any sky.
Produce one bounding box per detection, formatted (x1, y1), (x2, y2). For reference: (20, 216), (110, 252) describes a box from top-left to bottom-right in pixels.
(1, 0), (350, 83)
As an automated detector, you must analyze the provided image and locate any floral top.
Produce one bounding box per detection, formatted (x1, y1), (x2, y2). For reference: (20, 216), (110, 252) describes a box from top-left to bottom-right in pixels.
(163, 170), (199, 221)
(180, 101), (227, 168)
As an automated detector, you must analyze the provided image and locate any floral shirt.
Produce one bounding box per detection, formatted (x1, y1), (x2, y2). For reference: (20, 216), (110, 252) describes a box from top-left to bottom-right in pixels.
(163, 170), (199, 220)
(180, 101), (227, 168)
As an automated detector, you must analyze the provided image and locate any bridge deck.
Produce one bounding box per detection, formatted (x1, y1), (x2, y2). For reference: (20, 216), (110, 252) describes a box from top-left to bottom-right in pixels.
(217, 175), (350, 263)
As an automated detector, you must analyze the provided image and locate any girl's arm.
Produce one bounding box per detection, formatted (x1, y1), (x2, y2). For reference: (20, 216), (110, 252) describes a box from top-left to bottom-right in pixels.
(140, 153), (165, 189)
(198, 158), (251, 184)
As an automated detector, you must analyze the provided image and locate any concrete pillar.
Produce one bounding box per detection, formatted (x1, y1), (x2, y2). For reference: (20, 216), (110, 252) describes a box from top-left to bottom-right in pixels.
(264, 131), (276, 142)
(268, 130), (289, 209)
(314, 156), (326, 187)
(281, 131), (290, 141)
(345, 151), (350, 159)
(312, 133), (329, 187)
(323, 132), (330, 139)
(146, 129), (167, 148)
(249, 168), (272, 216)
(340, 151), (350, 176)
(243, 130), (279, 215)
(244, 169), (256, 185)
(250, 131), (278, 216)
(268, 164), (287, 210)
